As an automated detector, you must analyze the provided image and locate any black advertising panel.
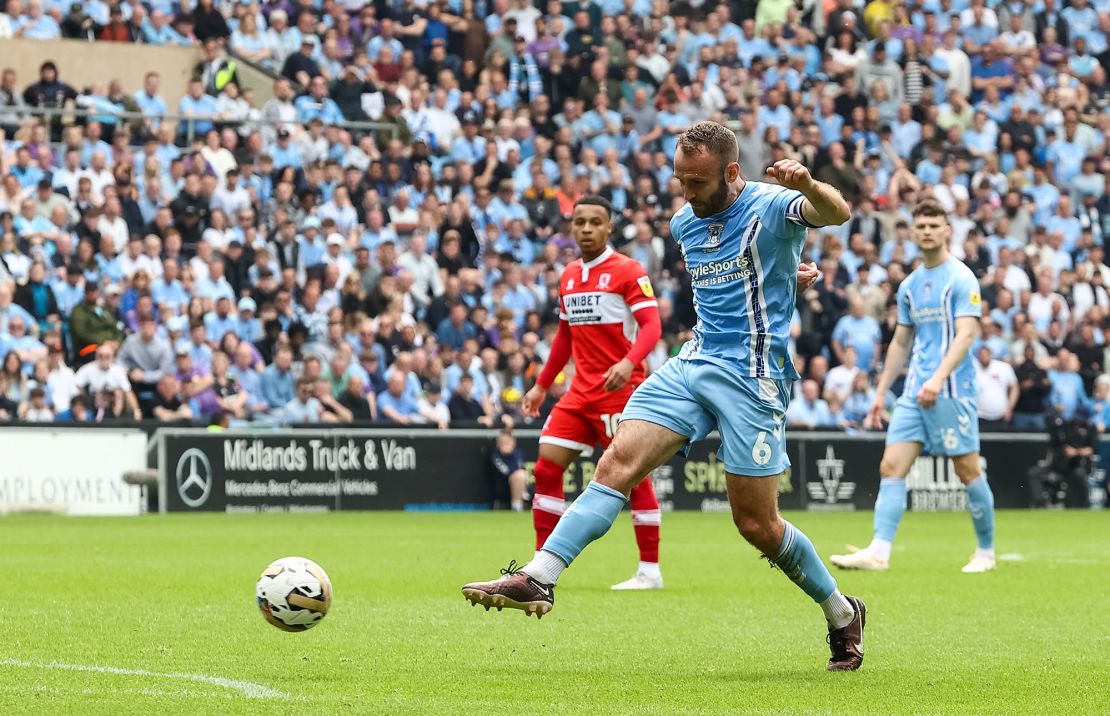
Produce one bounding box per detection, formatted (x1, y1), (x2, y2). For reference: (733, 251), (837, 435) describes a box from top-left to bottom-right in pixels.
(158, 430), (1051, 512)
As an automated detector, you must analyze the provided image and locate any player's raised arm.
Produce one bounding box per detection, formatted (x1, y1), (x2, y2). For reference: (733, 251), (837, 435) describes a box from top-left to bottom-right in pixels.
(765, 159), (851, 228)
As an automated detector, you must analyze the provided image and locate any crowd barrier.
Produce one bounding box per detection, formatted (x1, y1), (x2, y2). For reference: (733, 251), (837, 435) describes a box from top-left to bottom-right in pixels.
(152, 428), (1073, 514)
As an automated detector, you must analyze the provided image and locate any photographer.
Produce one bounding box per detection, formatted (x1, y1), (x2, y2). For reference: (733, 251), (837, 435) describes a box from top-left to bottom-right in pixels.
(1028, 408), (1097, 508)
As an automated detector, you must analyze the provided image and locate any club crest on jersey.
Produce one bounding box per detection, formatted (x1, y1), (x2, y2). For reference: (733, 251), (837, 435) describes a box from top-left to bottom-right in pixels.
(597, 273), (612, 290)
(922, 281), (932, 300)
(566, 278), (574, 291)
(705, 223), (724, 252)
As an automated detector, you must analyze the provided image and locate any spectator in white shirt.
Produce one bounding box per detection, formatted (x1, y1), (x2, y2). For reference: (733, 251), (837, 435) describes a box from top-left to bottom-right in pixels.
(1026, 272), (1071, 335)
(79, 151), (115, 200)
(201, 209), (237, 253)
(209, 168), (251, 217)
(387, 189), (420, 242)
(75, 343), (136, 419)
(396, 233), (443, 310)
(322, 234), (353, 284)
(423, 88), (461, 151)
(116, 236), (158, 279)
(317, 185), (358, 233)
(97, 195), (130, 252)
(824, 346), (861, 402)
(974, 346), (1018, 426)
(45, 343), (79, 412)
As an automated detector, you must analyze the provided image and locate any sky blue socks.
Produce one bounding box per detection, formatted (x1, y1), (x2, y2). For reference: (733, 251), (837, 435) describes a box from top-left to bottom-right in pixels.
(538, 481), (626, 567)
(874, 477), (907, 543)
(775, 521), (837, 603)
(965, 476), (995, 550)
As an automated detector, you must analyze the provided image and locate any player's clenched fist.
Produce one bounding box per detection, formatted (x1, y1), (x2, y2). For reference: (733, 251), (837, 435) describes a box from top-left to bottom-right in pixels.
(766, 159), (814, 191)
(796, 262), (820, 293)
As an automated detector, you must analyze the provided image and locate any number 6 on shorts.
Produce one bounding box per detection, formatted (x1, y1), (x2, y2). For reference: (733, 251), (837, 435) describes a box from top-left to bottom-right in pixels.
(751, 431), (772, 466)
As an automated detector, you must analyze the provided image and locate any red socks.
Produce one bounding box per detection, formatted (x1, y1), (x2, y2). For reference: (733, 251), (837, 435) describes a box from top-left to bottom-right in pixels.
(532, 458), (661, 565)
(629, 479), (661, 564)
(531, 458), (565, 550)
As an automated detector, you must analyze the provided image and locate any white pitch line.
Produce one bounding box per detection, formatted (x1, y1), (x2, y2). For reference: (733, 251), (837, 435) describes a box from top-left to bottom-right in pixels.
(0, 659), (288, 699)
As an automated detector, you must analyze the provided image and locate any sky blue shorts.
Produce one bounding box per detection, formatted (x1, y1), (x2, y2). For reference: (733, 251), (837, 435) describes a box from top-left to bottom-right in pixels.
(620, 358), (792, 477)
(885, 395), (980, 456)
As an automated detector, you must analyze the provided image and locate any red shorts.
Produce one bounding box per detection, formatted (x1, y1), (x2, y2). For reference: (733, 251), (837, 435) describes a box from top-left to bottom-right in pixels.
(539, 386), (637, 456)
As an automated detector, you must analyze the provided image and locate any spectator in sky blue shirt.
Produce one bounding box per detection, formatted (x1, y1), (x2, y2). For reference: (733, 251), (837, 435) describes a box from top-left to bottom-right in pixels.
(18, 4), (60, 40)
(260, 345), (296, 409)
(133, 73), (168, 131)
(436, 304), (476, 350)
(233, 297), (262, 343)
(377, 371), (422, 423)
(203, 297), (238, 344)
(579, 94), (623, 156)
(52, 266), (85, 317)
(294, 76), (345, 124)
(280, 378), (323, 423)
(787, 379), (835, 429)
(1045, 131), (1085, 186)
(177, 80), (219, 139)
(832, 299), (883, 372)
(758, 89), (793, 140)
(152, 261), (189, 314)
(142, 10), (192, 46)
(657, 98), (689, 159)
(10, 148), (45, 188)
(1048, 350), (1090, 420)
(450, 116), (486, 164)
(890, 105), (922, 158)
(269, 129), (302, 169)
(366, 19), (404, 60)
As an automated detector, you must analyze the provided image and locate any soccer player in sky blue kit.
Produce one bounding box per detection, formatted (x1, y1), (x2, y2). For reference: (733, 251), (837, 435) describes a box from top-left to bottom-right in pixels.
(462, 122), (869, 672)
(831, 199), (997, 574)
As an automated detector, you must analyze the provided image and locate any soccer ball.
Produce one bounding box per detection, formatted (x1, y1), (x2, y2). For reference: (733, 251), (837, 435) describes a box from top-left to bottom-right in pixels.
(255, 556), (332, 632)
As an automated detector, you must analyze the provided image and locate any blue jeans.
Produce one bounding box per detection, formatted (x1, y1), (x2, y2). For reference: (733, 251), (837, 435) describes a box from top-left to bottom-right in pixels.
(1011, 412), (1045, 431)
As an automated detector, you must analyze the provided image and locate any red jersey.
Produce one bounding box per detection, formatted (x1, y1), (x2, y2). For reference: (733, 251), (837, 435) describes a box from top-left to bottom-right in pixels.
(558, 247), (658, 395)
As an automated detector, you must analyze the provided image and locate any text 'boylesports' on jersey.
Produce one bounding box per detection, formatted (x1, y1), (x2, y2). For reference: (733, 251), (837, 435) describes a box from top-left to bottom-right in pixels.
(558, 246), (657, 395)
(897, 257), (982, 400)
(671, 181), (812, 380)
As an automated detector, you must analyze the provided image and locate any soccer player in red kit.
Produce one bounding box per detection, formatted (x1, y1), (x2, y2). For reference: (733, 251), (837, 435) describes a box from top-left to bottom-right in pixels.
(521, 195), (665, 590)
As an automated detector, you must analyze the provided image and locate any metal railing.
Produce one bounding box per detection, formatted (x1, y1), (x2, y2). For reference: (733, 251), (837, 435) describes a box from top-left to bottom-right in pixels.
(4, 104), (395, 146)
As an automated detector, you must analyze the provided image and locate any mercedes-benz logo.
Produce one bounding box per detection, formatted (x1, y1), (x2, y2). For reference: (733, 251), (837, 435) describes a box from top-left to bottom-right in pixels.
(176, 448), (213, 508)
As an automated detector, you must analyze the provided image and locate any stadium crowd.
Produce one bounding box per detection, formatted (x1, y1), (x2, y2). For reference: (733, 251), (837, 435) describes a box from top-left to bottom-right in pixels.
(0, 0), (1109, 432)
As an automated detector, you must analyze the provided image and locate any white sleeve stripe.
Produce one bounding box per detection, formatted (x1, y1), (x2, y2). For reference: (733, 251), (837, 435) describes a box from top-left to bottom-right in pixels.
(785, 195), (817, 227)
(629, 300), (658, 312)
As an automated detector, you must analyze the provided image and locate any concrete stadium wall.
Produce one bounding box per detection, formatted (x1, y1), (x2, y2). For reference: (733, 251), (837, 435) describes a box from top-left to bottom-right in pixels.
(228, 54), (277, 105)
(1, 37), (201, 109)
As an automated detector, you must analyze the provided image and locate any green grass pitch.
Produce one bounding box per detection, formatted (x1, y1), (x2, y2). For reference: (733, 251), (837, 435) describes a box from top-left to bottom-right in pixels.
(2, 510), (1108, 715)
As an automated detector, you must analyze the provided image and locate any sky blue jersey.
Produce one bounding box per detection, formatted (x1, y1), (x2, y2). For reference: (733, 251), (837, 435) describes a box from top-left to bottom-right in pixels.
(897, 257), (982, 400)
(671, 181), (812, 380)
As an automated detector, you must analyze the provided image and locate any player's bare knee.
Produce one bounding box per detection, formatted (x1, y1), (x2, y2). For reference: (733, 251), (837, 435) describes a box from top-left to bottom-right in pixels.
(878, 456), (907, 479)
(953, 454), (982, 484)
(732, 512), (774, 546)
(594, 443), (639, 493)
